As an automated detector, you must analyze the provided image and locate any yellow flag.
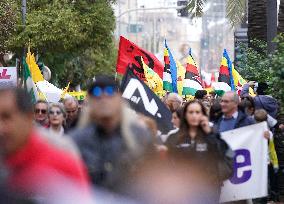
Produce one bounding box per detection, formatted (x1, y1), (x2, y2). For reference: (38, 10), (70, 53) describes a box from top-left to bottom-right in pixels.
(269, 138), (279, 170)
(232, 64), (255, 96)
(141, 57), (164, 96)
(26, 48), (44, 83)
(61, 82), (70, 99)
(176, 61), (186, 96)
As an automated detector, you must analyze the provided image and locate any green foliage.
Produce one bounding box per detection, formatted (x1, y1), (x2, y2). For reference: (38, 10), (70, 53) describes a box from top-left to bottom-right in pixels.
(236, 37), (284, 111)
(0, 0), (18, 53)
(187, 0), (207, 18)
(7, 0), (117, 88)
(236, 40), (270, 83)
(270, 34), (284, 111)
(226, 0), (246, 27)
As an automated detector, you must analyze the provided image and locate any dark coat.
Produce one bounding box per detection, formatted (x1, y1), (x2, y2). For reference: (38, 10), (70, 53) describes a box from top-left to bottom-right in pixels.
(70, 123), (152, 193)
(165, 130), (234, 184)
(213, 110), (255, 133)
(241, 83), (279, 118)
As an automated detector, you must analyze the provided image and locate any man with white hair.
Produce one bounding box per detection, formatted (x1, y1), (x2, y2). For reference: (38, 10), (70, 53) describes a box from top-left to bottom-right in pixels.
(214, 91), (255, 133)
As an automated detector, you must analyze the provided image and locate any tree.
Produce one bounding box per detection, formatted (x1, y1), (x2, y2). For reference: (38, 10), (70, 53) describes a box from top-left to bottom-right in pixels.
(278, 0), (284, 33)
(0, 0), (18, 66)
(236, 40), (270, 82)
(270, 34), (284, 110)
(247, 0), (267, 43)
(236, 35), (284, 112)
(7, 0), (117, 88)
(226, 0), (246, 27)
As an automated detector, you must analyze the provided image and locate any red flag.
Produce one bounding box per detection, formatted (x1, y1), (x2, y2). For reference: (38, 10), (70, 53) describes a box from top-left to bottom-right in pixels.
(116, 36), (163, 80)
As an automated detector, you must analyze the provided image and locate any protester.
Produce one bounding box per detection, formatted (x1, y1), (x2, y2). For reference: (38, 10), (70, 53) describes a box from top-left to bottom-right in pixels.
(209, 98), (222, 123)
(63, 97), (80, 132)
(0, 88), (90, 201)
(254, 109), (280, 203)
(171, 107), (183, 129)
(34, 100), (49, 128)
(158, 107), (184, 144)
(241, 81), (279, 119)
(137, 114), (168, 155)
(239, 96), (255, 117)
(194, 90), (208, 100)
(165, 100), (234, 202)
(70, 75), (153, 193)
(214, 91), (255, 133)
(48, 103), (66, 136)
(163, 92), (183, 112)
(138, 114), (158, 139)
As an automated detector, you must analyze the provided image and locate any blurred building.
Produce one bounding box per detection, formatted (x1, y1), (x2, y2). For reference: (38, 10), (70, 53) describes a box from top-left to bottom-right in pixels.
(114, 0), (234, 72)
(114, 0), (201, 65)
(114, 0), (140, 43)
(199, 0), (234, 72)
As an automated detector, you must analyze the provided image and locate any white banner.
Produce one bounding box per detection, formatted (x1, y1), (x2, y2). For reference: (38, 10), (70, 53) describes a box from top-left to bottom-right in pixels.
(220, 122), (268, 202)
(0, 67), (17, 87)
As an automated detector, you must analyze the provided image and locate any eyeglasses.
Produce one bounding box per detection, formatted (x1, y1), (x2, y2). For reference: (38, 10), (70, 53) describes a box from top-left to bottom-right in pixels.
(35, 109), (47, 114)
(91, 86), (116, 97)
(49, 110), (62, 115)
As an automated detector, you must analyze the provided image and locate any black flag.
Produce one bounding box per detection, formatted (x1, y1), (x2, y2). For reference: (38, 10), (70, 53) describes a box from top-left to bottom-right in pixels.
(120, 68), (174, 134)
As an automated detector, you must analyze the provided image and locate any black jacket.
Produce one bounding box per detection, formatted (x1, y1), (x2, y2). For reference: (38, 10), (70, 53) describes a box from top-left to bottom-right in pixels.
(165, 130), (234, 184)
(70, 123), (152, 193)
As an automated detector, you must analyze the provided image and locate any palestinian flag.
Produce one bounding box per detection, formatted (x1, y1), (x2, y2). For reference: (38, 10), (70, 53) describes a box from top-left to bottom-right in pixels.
(182, 49), (203, 96)
(163, 48), (173, 92)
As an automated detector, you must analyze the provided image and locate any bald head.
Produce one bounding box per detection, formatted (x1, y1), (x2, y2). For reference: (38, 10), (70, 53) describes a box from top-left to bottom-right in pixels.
(221, 91), (239, 117)
(63, 97), (79, 122)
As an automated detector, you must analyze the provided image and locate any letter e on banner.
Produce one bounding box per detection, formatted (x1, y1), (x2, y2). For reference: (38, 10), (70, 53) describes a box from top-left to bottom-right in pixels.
(220, 122), (268, 202)
(230, 149), (252, 184)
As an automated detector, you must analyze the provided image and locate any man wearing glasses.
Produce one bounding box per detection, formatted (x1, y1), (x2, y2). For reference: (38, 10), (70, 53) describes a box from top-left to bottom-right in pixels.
(214, 91), (255, 133)
(34, 100), (49, 128)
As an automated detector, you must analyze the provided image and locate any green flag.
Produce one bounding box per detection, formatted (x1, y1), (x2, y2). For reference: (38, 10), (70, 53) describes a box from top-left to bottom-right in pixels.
(23, 58), (39, 103)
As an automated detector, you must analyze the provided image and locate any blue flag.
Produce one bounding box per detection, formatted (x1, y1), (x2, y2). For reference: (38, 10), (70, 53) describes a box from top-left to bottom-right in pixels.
(165, 40), (178, 93)
(223, 49), (235, 91)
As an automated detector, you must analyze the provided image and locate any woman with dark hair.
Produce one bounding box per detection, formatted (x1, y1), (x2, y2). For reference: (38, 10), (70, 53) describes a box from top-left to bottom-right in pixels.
(160, 107), (184, 143)
(171, 107), (183, 129)
(165, 100), (233, 202)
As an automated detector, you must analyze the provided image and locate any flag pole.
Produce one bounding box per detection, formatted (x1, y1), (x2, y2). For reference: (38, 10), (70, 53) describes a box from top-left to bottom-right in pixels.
(198, 56), (204, 88)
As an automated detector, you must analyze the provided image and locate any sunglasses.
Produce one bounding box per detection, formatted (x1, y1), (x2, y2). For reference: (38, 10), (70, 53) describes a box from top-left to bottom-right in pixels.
(49, 110), (62, 115)
(35, 109), (47, 114)
(91, 86), (116, 97)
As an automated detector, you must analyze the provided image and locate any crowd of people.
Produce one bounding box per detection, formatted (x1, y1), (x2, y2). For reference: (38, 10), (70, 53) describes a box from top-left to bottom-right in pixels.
(0, 75), (283, 204)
